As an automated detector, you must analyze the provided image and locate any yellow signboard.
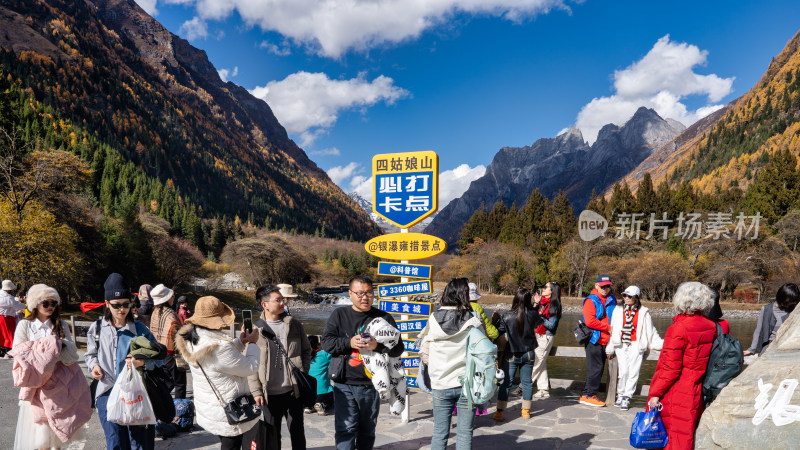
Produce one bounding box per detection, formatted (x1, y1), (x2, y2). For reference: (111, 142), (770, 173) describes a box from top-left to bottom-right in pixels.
(372, 151), (438, 228)
(365, 232), (446, 260)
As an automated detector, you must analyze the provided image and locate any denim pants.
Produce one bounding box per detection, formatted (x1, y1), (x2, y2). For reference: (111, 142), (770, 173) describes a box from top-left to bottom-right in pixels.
(498, 350), (535, 402)
(96, 391), (155, 450)
(333, 383), (380, 450)
(431, 387), (475, 450)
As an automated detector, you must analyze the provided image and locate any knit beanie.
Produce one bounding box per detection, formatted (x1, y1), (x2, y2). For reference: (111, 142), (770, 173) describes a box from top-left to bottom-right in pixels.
(104, 273), (130, 300)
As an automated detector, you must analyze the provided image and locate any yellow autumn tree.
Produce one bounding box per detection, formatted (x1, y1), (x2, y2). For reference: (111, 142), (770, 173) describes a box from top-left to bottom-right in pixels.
(0, 199), (85, 293)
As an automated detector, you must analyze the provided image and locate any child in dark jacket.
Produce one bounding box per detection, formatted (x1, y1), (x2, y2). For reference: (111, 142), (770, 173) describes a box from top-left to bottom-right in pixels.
(307, 335), (334, 415)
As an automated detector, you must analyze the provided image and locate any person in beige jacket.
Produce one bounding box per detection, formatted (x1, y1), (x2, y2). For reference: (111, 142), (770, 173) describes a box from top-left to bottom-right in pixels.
(248, 284), (312, 450)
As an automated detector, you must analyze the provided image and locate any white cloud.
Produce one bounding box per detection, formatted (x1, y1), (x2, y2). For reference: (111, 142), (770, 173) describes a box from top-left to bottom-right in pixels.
(346, 163), (486, 210)
(310, 147), (341, 157)
(135, 0), (158, 16)
(163, 0), (570, 58)
(218, 66), (238, 82)
(575, 35), (734, 144)
(179, 17), (209, 41)
(327, 162), (362, 185)
(259, 40), (292, 56)
(250, 72), (409, 146)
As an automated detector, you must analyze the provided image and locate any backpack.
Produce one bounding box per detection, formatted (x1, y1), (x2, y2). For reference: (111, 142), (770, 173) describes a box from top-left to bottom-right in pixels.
(458, 326), (498, 409)
(702, 322), (744, 407)
(172, 398), (195, 431)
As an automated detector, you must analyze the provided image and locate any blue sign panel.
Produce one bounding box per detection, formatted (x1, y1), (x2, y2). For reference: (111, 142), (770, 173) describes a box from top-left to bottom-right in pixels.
(402, 339), (420, 353)
(402, 357), (421, 369)
(379, 300), (432, 316)
(378, 280), (432, 298)
(372, 151), (439, 228)
(406, 374), (419, 389)
(396, 318), (428, 333)
(377, 262), (432, 279)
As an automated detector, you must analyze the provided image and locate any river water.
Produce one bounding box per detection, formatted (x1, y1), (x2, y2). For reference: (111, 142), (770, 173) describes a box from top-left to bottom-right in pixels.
(290, 305), (756, 399)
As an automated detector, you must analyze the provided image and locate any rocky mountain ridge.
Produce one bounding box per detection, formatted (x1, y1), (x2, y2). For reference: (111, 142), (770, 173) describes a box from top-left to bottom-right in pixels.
(424, 107), (685, 245)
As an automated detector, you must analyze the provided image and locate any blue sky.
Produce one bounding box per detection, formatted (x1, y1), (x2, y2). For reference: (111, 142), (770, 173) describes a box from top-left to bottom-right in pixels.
(138, 0), (800, 209)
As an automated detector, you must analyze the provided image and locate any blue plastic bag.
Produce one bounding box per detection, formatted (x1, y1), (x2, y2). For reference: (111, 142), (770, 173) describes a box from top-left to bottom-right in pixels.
(629, 405), (669, 449)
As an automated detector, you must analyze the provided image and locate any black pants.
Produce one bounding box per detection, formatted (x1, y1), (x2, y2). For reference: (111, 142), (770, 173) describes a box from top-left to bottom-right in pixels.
(583, 341), (606, 397)
(165, 354), (187, 399)
(264, 391), (306, 450)
(317, 392), (334, 408)
(219, 433), (245, 450)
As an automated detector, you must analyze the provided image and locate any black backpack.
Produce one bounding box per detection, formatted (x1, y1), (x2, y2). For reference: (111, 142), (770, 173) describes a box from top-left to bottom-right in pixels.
(702, 322), (744, 407)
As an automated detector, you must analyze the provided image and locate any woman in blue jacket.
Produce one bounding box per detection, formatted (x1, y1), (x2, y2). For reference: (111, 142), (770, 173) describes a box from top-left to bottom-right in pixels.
(85, 273), (163, 450)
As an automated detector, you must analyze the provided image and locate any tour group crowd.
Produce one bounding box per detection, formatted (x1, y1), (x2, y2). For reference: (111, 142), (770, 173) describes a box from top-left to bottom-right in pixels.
(0, 271), (797, 450)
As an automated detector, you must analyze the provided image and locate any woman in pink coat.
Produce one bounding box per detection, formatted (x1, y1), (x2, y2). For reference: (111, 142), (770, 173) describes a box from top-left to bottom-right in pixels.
(11, 284), (89, 449)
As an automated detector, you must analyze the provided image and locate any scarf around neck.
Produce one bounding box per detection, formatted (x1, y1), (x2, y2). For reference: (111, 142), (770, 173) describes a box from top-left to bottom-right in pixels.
(622, 304), (638, 344)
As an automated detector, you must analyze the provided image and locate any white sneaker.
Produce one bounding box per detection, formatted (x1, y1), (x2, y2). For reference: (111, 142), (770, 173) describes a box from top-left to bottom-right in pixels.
(614, 395), (623, 407)
(620, 397), (630, 411)
(533, 390), (549, 399)
(314, 402), (326, 416)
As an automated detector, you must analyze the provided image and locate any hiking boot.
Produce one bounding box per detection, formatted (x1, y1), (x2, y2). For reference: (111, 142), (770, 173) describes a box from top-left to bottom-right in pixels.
(493, 410), (504, 421)
(521, 409), (531, 419)
(579, 395), (605, 407)
(533, 390), (550, 399)
(620, 397), (630, 411)
(314, 402), (326, 416)
(614, 395), (623, 407)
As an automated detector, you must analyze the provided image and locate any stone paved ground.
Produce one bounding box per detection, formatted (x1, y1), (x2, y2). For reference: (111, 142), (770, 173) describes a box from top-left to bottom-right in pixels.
(1, 357), (643, 449)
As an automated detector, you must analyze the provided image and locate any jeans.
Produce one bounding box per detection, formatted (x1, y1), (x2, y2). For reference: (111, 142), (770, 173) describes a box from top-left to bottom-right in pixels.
(583, 341), (606, 397)
(96, 391), (155, 450)
(498, 350), (535, 402)
(431, 387), (475, 450)
(333, 384), (380, 450)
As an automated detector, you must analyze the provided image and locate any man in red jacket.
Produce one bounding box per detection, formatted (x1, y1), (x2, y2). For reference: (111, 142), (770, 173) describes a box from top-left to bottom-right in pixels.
(580, 274), (616, 407)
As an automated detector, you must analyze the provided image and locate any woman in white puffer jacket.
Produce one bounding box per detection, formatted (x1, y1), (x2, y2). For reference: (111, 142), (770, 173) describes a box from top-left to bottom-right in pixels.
(605, 285), (663, 411)
(176, 296), (261, 450)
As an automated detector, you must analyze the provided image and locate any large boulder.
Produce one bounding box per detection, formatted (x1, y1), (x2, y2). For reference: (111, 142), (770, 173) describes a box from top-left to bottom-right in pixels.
(695, 306), (800, 448)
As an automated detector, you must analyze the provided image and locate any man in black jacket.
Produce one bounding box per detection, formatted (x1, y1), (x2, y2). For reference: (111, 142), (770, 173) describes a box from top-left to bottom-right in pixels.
(322, 275), (404, 450)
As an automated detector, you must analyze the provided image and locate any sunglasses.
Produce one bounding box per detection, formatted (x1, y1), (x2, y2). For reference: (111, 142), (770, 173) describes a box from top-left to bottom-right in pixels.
(622, 294), (632, 299)
(40, 300), (58, 308)
(108, 302), (132, 309)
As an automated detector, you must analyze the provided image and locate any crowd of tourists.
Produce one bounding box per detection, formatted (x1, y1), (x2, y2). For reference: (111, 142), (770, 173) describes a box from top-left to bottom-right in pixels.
(0, 272), (797, 450)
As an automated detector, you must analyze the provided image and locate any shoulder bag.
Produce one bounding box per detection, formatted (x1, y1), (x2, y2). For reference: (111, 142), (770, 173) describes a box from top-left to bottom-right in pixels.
(262, 328), (317, 408)
(197, 361), (261, 425)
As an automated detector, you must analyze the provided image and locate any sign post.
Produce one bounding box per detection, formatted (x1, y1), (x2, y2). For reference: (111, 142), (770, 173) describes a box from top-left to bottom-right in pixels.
(368, 150), (440, 423)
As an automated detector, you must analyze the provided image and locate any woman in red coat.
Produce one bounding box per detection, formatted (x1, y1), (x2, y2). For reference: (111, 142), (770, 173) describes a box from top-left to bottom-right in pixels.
(647, 282), (717, 450)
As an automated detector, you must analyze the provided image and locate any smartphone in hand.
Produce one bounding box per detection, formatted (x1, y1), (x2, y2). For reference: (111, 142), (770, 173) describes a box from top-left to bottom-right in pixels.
(242, 310), (253, 333)
(360, 331), (371, 342)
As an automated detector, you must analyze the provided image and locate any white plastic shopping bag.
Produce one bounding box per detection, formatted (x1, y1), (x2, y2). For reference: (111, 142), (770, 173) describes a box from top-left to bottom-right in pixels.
(106, 364), (156, 426)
